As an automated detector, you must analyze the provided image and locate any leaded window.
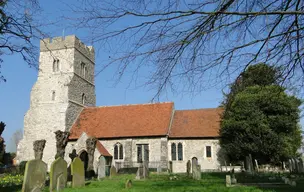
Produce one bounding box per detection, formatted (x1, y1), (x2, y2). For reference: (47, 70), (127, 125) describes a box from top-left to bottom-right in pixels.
(206, 146), (212, 158)
(171, 143), (176, 161)
(137, 144), (149, 162)
(114, 143), (123, 160)
(119, 144), (123, 160)
(178, 143), (183, 161)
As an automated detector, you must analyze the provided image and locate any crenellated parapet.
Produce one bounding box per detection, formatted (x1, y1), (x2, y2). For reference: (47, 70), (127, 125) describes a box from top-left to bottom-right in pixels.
(40, 35), (95, 62)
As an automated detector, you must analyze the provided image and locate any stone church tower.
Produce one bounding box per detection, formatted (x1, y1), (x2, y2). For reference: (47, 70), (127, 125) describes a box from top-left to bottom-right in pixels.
(17, 35), (96, 167)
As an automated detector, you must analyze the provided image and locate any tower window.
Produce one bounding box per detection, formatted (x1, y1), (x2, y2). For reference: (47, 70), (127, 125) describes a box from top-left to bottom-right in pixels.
(51, 91), (56, 101)
(53, 59), (59, 72)
(81, 93), (86, 105)
(80, 62), (86, 78)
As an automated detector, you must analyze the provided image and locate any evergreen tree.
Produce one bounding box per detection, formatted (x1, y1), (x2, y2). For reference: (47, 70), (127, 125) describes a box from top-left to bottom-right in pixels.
(220, 64), (302, 164)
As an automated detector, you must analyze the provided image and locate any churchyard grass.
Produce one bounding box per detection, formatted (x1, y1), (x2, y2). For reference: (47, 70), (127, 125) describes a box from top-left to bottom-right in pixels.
(60, 172), (304, 192)
(1, 172), (304, 192)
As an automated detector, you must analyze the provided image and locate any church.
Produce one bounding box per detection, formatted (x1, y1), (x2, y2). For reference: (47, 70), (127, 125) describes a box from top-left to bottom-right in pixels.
(16, 35), (223, 174)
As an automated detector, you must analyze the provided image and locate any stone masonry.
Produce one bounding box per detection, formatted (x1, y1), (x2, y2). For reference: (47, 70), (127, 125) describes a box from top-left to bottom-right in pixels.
(17, 35), (96, 168)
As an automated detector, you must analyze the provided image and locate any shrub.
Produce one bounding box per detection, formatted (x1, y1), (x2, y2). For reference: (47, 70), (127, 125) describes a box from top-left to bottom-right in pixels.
(0, 174), (23, 187)
(19, 161), (27, 175)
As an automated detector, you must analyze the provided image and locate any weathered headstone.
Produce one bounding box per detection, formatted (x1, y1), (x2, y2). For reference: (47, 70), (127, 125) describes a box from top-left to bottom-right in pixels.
(71, 157), (85, 188)
(110, 166), (117, 177)
(143, 161), (149, 179)
(254, 159), (259, 172)
(245, 155), (253, 173)
(135, 163), (144, 180)
(168, 161), (173, 173)
(289, 159), (293, 172)
(186, 160), (191, 177)
(50, 157), (67, 192)
(33, 140), (46, 160)
(157, 164), (161, 174)
(192, 164), (201, 180)
(299, 159), (304, 173)
(226, 175), (231, 187)
(98, 156), (106, 179)
(125, 179), (132, 189)
(294, 158), (299, 173)
(22, 159), (47, 192)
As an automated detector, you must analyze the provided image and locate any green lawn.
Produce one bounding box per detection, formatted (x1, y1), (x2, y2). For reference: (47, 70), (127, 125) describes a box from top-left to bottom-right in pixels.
(1, 172), (304, 192)
(60, 173), (304, 192)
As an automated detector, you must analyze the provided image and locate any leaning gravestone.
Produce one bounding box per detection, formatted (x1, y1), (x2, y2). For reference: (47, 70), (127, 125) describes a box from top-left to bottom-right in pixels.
(186, 160), (191, 177)
(50, 157), (67, 192)
(192, 164), (201, 180)
(22, 159), (47, 192)
(98, 156), (106, 179)
(71, 157), (85, 188)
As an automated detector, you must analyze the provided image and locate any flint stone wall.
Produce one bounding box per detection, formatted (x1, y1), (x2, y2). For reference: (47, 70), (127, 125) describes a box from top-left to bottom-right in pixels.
(17, 35), (96, 170)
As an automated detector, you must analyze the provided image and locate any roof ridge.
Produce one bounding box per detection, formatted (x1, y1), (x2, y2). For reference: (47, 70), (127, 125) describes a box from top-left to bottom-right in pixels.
(85, 101), (174, 108)
(176, 107), (223, 111)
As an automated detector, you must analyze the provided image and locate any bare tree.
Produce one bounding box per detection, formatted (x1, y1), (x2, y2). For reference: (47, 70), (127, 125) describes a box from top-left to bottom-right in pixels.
(68, 0), (304, 99)
(11, 129), (22, 150)
(0, 0), (46, 82)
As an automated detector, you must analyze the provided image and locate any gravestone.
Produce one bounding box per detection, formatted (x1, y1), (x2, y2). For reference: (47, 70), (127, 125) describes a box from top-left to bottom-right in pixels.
(186, 160), (191, 177)
(135, 163), (144, 180)
(50, 157), (67, 192)
(299, 158), (304, 173)
(168, 161), (173, 173)
(110, 166), (117, 177)
(22, 159), (47, 192)
(289, 159), (293, 172)
(157, 164), (161, 174)
(125, 179), (132, 189)
(98, 156), (106, 179)
(226, 175), (231, 187)
(71, 157), (85, 188)
(143, 161), (149, 179)
(294, 158), (299, 173)
(192, 164), (201, 180)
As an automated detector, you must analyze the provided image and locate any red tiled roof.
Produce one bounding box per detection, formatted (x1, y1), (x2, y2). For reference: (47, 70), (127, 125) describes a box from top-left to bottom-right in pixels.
(96, 141), (112, 157)
(169, 108), (223, 138)
(69, 102), (174, 139)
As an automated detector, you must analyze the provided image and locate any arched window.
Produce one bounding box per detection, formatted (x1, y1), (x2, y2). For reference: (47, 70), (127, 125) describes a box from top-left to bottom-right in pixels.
(52, 91), (56, 101)
(53, 59), (59, 72)
(171, 143), (176, 161)
(81, 62), (86, 77)
(119, 144), (123, 160)
(114, 143), (123, 160)
(114, 145), (118, 160)
(82, 93), (86, 105)
(178, 143), (183, 161)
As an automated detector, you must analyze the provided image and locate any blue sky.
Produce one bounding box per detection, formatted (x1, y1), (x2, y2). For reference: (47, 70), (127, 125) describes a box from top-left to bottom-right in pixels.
(0, 0), (303, 152)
